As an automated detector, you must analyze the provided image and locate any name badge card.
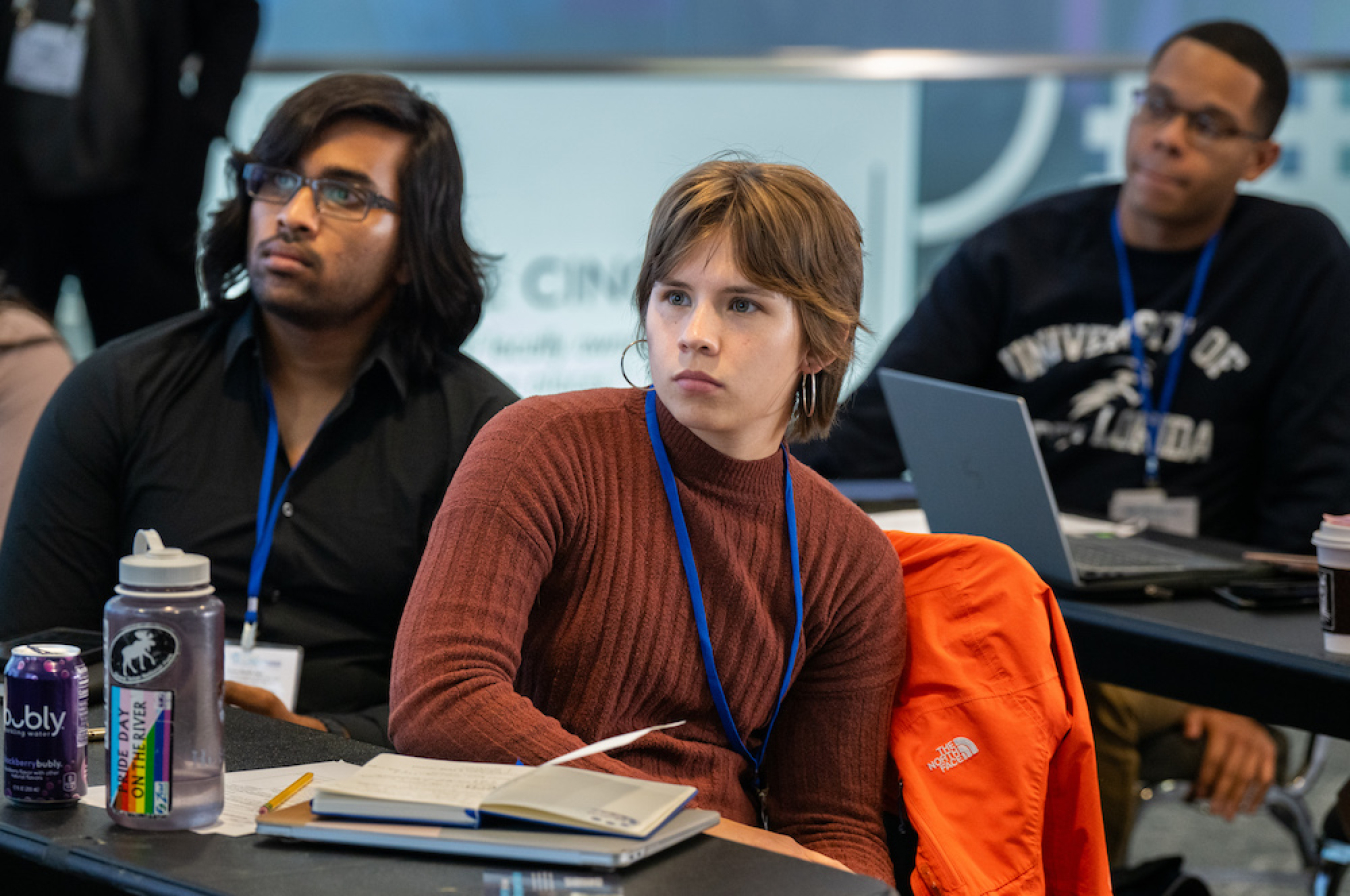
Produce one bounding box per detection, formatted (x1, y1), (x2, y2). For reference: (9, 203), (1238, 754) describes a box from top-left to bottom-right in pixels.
(224, 642), (303, 711)
(1108, 487), (1200, 539)
(482, 871), (622, 895)
(6, 21), (88, 97)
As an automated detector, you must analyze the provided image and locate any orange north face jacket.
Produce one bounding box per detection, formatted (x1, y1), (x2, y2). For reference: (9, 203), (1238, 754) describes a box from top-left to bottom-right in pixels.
(886, 530), (1112, 896)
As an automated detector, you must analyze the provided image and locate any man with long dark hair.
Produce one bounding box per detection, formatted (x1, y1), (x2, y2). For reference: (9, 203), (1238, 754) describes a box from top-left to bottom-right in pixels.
(0, 74), (517, 746)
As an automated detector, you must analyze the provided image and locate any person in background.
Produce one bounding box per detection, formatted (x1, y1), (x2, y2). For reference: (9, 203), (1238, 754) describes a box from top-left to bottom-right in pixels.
(0, 0), (259, 344)
(796, 20), (1350, 865)
(0, 282), (73, 547)
(390, 160), (905, 883)
(0, 73), (517, 747)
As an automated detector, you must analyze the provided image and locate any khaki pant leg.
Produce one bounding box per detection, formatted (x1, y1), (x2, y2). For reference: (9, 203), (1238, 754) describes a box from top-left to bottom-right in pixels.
(1084, 681), (1190, 867)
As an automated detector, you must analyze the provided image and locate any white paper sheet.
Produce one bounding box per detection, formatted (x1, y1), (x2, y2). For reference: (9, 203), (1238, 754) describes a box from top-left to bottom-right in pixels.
(82, 760), (360, 836)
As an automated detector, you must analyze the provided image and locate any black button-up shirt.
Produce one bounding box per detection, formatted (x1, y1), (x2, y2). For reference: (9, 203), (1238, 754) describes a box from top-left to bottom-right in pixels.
(0, 304), (517, 745)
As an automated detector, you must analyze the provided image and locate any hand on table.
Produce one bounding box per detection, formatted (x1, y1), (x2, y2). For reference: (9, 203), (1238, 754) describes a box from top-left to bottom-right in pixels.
(706, 818), (853, 873)
(224, 681), (326, 733)
(1182, 705), (1277, 820)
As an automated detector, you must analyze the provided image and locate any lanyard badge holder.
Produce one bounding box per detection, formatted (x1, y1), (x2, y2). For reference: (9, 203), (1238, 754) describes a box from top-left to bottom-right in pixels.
(645, 390), (803, 829)
(6, 0), (94, 97)
(1107, 213), (1216, 537)
(224, 384), (308, 711)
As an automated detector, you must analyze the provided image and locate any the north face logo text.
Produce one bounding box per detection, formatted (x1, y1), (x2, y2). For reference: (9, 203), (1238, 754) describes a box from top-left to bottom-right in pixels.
(927, 737), (979, 772)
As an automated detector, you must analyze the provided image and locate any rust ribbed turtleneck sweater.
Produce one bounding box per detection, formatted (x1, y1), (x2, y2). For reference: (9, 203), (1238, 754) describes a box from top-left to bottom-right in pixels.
(390, 388), (904, 882)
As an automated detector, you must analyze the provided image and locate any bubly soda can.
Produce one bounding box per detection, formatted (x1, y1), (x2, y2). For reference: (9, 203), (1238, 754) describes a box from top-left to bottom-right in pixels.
(4, 644), (89, 806)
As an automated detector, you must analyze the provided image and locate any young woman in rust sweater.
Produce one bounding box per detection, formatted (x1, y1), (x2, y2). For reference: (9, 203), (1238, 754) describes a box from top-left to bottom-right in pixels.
(390, 160), (905, 883)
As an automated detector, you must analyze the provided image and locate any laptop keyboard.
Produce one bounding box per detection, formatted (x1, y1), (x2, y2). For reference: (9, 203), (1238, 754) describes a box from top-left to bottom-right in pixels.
(1068, 535), (1239, 577)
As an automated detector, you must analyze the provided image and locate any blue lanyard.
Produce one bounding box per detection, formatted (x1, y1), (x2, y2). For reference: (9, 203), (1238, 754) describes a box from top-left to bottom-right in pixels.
(1109, 212), (1220, 486)
(643, 389), (803, 829)
(242, 384), (305, 647)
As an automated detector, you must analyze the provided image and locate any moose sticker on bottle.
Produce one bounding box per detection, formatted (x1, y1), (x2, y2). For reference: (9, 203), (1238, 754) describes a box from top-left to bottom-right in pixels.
(108, 624), (180, 816)
(109, 624), (179, 685)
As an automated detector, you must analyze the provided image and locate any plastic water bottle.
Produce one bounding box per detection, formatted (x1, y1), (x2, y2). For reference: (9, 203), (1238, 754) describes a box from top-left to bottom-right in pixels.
(104, 529), (224, 829)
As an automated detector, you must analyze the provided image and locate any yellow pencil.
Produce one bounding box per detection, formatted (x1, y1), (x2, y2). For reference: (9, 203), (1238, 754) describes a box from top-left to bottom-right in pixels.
(258, 772), (314, 815)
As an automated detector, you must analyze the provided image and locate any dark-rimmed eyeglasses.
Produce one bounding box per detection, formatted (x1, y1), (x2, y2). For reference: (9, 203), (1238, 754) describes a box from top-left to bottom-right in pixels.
(242, 163), (401, 221)
(1131, 86), (1266, 146)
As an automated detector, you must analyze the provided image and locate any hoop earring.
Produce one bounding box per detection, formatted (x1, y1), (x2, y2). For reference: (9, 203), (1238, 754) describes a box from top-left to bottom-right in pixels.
(620, 339), (649, 389)
(799, 372), (817, 419)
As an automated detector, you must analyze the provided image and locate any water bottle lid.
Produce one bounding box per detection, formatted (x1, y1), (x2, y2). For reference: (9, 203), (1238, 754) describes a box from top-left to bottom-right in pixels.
(119, 529), (211, 589)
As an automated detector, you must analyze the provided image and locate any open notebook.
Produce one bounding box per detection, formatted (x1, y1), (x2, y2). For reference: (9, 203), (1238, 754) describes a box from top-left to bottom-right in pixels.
(877, 369), (1257, 593)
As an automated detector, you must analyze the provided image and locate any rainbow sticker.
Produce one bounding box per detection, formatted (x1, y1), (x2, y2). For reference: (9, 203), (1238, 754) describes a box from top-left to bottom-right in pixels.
(107, 687), (173, 815)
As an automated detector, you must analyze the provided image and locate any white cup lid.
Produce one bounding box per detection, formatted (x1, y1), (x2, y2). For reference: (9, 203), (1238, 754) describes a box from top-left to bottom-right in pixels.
(1312, 516), (1350, 552)
(118, 528), (211, 589)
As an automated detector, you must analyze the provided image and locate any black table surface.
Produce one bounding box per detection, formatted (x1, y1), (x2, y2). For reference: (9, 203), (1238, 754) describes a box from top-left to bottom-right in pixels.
(1058, 592), (1350, 739)
(2, 709), (895, 896)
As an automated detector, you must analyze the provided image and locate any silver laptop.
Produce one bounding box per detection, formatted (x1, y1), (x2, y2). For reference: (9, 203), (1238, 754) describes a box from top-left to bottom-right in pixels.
(877, 369), (1255, 592)
(256, 806), (720, 870)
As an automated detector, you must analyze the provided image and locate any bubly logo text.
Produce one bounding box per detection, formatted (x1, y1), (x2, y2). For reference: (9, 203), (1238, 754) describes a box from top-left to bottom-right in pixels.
(4, 704), (66, 736)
